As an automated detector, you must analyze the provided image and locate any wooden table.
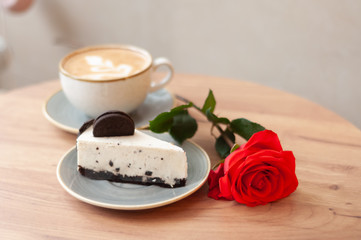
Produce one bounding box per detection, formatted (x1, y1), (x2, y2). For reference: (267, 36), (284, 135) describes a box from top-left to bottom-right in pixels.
(1, 74), (360, 239)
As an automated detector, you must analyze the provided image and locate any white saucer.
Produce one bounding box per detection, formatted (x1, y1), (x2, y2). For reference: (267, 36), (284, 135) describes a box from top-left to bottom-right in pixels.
(43, 89), (175, 134)
(57, 131), (211, 210)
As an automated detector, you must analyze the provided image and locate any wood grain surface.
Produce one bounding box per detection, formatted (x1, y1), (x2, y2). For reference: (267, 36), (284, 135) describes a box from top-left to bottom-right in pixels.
(0, 74), (360, 239)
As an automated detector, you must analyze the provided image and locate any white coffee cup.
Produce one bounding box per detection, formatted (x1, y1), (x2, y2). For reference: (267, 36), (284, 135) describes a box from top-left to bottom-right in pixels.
(59, 45), (174, 117)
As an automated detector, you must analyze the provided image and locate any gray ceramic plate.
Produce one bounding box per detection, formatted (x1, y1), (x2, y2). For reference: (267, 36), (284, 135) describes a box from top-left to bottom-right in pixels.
(56, 131), (211, 210)
(43, 89), (175, 134)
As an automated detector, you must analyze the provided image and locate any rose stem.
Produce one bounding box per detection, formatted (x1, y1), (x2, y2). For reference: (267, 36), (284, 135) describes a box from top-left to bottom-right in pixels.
(175, 94), (233, 148)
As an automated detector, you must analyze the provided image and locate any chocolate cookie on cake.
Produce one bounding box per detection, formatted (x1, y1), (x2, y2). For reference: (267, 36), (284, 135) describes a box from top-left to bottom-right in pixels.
(77, 111), (187, 187)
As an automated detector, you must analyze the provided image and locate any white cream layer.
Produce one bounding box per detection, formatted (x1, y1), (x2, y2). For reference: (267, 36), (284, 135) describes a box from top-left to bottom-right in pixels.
(77, 128), (187, 186)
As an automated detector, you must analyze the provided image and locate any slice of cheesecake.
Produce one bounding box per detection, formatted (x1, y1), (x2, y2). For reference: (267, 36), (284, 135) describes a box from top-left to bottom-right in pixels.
(77, 113), (187, 188)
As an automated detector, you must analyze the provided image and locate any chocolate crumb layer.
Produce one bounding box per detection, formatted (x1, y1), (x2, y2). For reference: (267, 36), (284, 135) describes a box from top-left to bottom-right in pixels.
(78, 166), (186, 188)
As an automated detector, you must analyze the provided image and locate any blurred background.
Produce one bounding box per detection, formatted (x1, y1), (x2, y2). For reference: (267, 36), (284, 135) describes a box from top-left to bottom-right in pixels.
(0, 0), (360, 128)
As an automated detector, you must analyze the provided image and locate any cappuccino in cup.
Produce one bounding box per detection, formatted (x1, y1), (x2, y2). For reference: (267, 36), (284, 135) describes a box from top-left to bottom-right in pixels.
(62, 47), (149, 80)
(59, 45), (174, 117)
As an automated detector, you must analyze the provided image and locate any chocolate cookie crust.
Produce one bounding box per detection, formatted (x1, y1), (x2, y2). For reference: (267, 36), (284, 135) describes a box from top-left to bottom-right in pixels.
(78, 166), (186, 188)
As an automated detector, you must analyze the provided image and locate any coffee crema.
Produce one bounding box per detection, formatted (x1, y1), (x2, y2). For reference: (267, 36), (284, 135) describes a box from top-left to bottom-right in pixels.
(61, 47), (150, 81)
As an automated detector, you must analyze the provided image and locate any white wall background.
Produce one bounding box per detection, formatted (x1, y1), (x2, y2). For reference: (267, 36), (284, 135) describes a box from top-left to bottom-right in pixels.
(0, 0), (360, 128)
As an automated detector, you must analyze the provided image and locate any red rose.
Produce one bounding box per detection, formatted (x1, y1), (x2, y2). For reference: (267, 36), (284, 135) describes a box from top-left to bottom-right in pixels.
(208, 130), (298, 207)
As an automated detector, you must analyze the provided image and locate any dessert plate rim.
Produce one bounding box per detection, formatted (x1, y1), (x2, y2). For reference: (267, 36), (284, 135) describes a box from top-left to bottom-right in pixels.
(56, 133), (211, 210)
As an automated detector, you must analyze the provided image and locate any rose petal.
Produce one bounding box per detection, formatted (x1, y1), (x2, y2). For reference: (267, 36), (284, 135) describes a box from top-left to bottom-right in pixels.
(218, 175), (234, 200)
(245, 153), (295, 190)
(280, 173), (298, 198)
(248, 153), (298, 203)
(247, 169), (272, 202)
(232, 168), (260, 205)
(242, 130), (283, 153)
(251, 177), (272, 200)
(208, 186), (222, 200)
(208, 163), (225, 190)
(207, 163), (226, 200)
(224, 148), (247, 173)
(251, 172), (267, 191)
(257, 155), (298, 198)
(282, 151), (296, 172)
(235, 153), (297, 206)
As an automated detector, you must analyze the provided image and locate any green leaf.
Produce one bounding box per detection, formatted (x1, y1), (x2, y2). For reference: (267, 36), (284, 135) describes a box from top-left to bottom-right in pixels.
(205, 109), (217, 122)
(148, 112), (174, 133)
(205, 109), (230, 125)
(215, 129), (235, 158)
(171, 103), (193, 112)
(216, 117), (231, 125)
(230, 144), (241, 153)
(169, 110), (198, 143)
(201, 90), (216, 113)
(230, 118), (265, 140)
(149, 103), (193, 133)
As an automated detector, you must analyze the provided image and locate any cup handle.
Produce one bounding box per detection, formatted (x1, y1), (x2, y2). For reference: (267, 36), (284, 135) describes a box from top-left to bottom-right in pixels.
(149, 57), (174, 92)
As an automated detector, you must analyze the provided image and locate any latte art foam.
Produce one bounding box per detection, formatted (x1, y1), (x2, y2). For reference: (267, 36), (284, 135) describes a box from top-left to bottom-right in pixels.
(62, 48), (150, 81)
(80, 56), (133, 80)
